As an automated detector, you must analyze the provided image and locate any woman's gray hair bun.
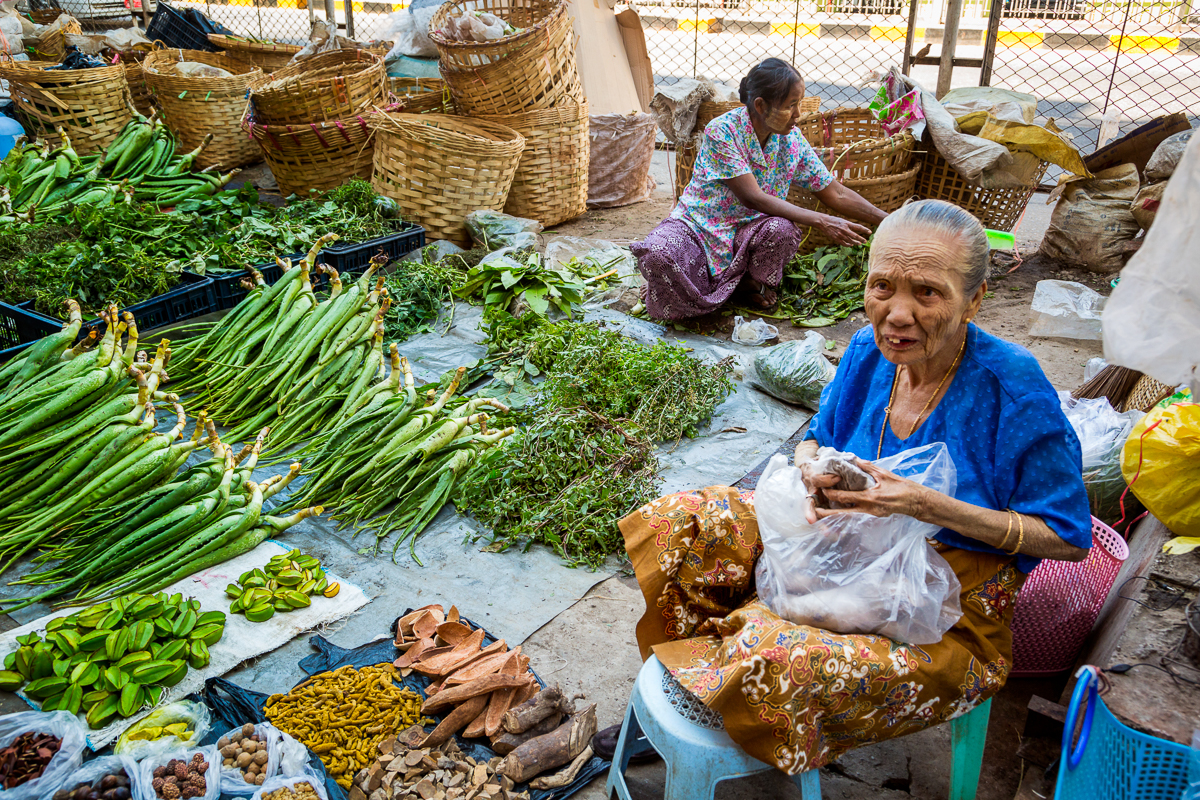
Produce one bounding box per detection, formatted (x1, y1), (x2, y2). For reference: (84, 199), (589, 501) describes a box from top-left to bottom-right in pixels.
(874, 199), (991, 293)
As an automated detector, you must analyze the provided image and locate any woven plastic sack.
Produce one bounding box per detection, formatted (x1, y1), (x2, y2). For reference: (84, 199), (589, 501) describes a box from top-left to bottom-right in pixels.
(753, 442), (963, 644)
(1060, 394), (1141, 526)
(252, 776), (327, 800)
(114, 700), (211, 761)
(1041, 164), (1141, 275)
(134, 745), (220, 800)
(752, 331), (836, 409)
(0, 711), (87, 800)
(1122, 402), (1200, 542)
(1145, 129), (1193, 181)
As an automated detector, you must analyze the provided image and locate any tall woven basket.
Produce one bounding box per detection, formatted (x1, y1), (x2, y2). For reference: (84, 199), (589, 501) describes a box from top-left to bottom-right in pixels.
(0, 62), (131, 154)
(388, 77), (454, 114)
(674, 96), (820, 199)
(787, 164), (922, 253)
(28, 17), (82, 62)
(208, 34), (302, 72)
(244, 113), (376, 198)
(143, 49), (264, 170)
(479, 102), (588, 226)
(370, 113), (524, 246)
(250, 49), (385, 126)
(431, 0), (581, 115)
(797, 107), (916, 182)
(915, 145), (1048, 232)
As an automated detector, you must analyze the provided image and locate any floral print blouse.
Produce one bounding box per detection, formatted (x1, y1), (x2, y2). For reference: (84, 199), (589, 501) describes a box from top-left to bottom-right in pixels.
(671, 105), (833, 277)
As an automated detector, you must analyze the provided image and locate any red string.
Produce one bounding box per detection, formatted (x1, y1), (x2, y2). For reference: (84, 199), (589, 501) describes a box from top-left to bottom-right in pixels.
(1113, 417), (1163, 533)
(310, 122), (330, 149)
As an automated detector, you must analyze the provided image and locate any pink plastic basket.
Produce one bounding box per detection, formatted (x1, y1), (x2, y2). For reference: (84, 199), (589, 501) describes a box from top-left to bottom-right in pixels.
(1010, 517), (1129, 677)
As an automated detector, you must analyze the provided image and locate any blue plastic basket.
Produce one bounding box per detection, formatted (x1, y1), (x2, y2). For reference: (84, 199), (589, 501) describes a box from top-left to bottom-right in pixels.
(1056, 667), (1193, 800)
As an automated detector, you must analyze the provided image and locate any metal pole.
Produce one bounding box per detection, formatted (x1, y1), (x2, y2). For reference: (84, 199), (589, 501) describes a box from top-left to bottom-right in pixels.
(979, 0), (1002, 85)
(902, 0), (920, 73)
(325, 0), (337, 31)
(936, 0), (963, 97)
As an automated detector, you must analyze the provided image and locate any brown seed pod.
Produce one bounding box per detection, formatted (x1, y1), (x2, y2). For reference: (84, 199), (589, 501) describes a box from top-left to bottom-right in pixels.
(252, 751), (268, 766)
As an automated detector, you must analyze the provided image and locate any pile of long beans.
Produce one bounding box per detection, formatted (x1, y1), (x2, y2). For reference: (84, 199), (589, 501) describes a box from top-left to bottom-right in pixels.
(169, 236), (394, 453)
(2, 430), (321, 612)
(284, 367), (513, 563)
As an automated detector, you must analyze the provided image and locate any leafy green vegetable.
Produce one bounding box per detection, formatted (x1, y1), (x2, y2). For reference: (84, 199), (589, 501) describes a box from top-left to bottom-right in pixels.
(780, 241), (871, 326)
(454, 249), (586, 318)
(380, 247), (466, 341)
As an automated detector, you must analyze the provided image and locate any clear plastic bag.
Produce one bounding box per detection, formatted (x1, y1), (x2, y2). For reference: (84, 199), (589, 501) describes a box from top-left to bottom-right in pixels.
(753, 442), (963, 644)
(53, 755), (141, 798)
(0, 710), (87, 800)
(1028, 279), (1106, 340)
(217, 723), (282, 794)
(1084, 356), (1108, 381)
(731, 316), (779, 346)
(275, 729), (310, 779)
(464, 210), (541, 252)
(114, 700), (211, 761)
(1059, 393), (1141, 526)
(134, 745), (221, 800)
(751, 331), (837, 409)
(544, 236), (637, 284)
(251, 775), (327, 800)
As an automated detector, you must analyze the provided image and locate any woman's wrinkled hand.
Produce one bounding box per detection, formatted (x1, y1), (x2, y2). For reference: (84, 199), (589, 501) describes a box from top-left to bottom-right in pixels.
(817, 215), (871, 247)
(798, 460), (841, 524)
(813, 460), (931, 521)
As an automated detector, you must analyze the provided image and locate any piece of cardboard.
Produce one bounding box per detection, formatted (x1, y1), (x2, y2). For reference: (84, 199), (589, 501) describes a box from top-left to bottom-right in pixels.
(566, 0), (644, 115)
(1084, 112), (1190, 177)
(616, 8), (653, 113)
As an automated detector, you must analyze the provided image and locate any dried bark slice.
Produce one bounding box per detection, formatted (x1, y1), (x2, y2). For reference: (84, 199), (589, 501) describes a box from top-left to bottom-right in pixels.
(497, 704), (598, 783)
(421, 694), (488, 748)
(393, 637), (437, 669)
(447, 605), (460, 623)
(490, 711), (563, 756)
(398, 604), (445, 638)
(462, 702), (491, 739)
(411, 610), (442, 640)
(530, 744), (594, 790)
(435, 622), (473, 646)
(444, 647), (515, 686)
(421, 674), (534, 715)
(411, 628), (486, 676)
(483, 651), (523, 737)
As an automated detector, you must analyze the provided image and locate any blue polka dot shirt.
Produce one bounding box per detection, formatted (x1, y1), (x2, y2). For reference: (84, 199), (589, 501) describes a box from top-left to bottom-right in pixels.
(805, 323), (1092, 572)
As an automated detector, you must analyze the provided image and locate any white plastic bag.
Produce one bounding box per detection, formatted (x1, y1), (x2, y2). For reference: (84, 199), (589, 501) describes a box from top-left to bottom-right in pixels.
(382, 4), (441, 59)
(753, 443), (963, 644)
(1060, 393), (1141, 525)
(1028, 279), (1106, 340)
(114, 700), (211, 761)
(174, 61), (233, 78)
(134, 746), (220, 800)
(251, 775), (327, 800)
(53, 755), (141, 798)
(0, 711), (87, 800)
(752, 331), (837, 409)
(217, 723), (281, 794)
(1102, 131), (1200, 398)
(1083, 356), (1108, 381)
(275, 729), (310, 779)
(731, 316), (778, 346)
(1145, 129), (1193, 182)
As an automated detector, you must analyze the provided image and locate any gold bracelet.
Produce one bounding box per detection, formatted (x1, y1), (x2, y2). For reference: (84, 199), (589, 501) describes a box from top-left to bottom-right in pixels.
(1007, 512), (1025, 555)
(998, 509), (1015, 551)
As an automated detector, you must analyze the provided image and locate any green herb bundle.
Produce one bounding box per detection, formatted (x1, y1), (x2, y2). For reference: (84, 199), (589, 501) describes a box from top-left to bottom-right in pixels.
(780, 241), (871, 327)
(454, 248), (586, 318)
(380, 248), (467, 342)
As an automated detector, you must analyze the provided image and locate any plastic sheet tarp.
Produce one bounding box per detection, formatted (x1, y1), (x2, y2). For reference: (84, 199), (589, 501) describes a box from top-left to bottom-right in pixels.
(196, 620), (608, 800)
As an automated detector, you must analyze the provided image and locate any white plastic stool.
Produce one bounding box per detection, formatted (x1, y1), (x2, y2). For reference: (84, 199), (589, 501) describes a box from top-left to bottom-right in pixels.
(606, 655), (992, 800)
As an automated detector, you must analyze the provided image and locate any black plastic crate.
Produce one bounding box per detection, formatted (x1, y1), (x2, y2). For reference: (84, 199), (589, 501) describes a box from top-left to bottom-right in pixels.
(145, 0), (221, 51)
(0, 300), (58, 363)
(323, 222), (426, 275)
(16, 272), (216, 342)
(211, 253), (301, 311)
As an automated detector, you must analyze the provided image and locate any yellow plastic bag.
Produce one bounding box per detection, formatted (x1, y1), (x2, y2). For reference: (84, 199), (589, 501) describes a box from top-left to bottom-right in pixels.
(1121, 402), (1200, 549)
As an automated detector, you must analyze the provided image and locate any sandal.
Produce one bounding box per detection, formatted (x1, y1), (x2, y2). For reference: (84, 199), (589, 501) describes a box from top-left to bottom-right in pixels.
(734, 278), (780, 313)
(593, 722), (663, 764)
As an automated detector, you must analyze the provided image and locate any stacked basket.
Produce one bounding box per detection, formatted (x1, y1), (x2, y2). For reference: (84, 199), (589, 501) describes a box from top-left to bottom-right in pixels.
(673, 96), (821, 200)
(207, 34), (302, 73)
(0, 61), (132, 154)
(915, 145), (1047, 232)
(388, 77), (455, 115)
(245, 49), (387, 197)
(424, 0), (589, 229)
(787, 107), (919, 253)
(143, 49), (264, 170)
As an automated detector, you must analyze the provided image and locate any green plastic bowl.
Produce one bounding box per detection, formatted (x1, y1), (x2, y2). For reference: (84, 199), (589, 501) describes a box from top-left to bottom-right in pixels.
(985, 230), (1015, 250)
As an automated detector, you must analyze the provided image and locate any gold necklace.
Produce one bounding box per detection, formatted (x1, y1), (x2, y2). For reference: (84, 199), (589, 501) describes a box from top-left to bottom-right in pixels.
(877, 333), (968, 458)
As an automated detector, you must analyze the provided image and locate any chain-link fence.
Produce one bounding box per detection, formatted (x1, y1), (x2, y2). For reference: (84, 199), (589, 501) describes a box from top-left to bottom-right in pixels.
(164, 0), (399, 45)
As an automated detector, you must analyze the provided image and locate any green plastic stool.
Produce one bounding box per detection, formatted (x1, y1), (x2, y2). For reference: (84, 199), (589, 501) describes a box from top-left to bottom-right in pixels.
(606, 655), (993, 800)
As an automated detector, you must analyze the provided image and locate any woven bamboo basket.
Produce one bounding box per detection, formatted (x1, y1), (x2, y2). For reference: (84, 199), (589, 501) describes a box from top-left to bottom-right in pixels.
(208, 34), (302, 72)
(369, 113), (524, 246)
(915, 146), (1048, 232)
(674, 96), (820, 199)
(250, 49), (385, 126)
(480, 101), (588, 226)
(388, 76), (454, 114)
(31, 9), (63, 24)
(787, 163), (922, 254)
(795, 107), (915, 182)
(1122, 374), (1175, 413)
(433, 0), (581, 115)
(143, 49), (263, 169)
(28, 17), (83, 62)
(0, 61), (131, 154)
(244, 112), (376, 198)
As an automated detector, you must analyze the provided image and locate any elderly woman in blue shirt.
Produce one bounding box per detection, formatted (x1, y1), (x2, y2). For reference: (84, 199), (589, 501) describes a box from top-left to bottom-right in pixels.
(613, 199), (1092, 774)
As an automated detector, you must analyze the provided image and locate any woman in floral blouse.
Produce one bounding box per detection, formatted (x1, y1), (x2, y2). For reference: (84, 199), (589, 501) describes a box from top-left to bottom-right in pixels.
(631, 58), (887, 320)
